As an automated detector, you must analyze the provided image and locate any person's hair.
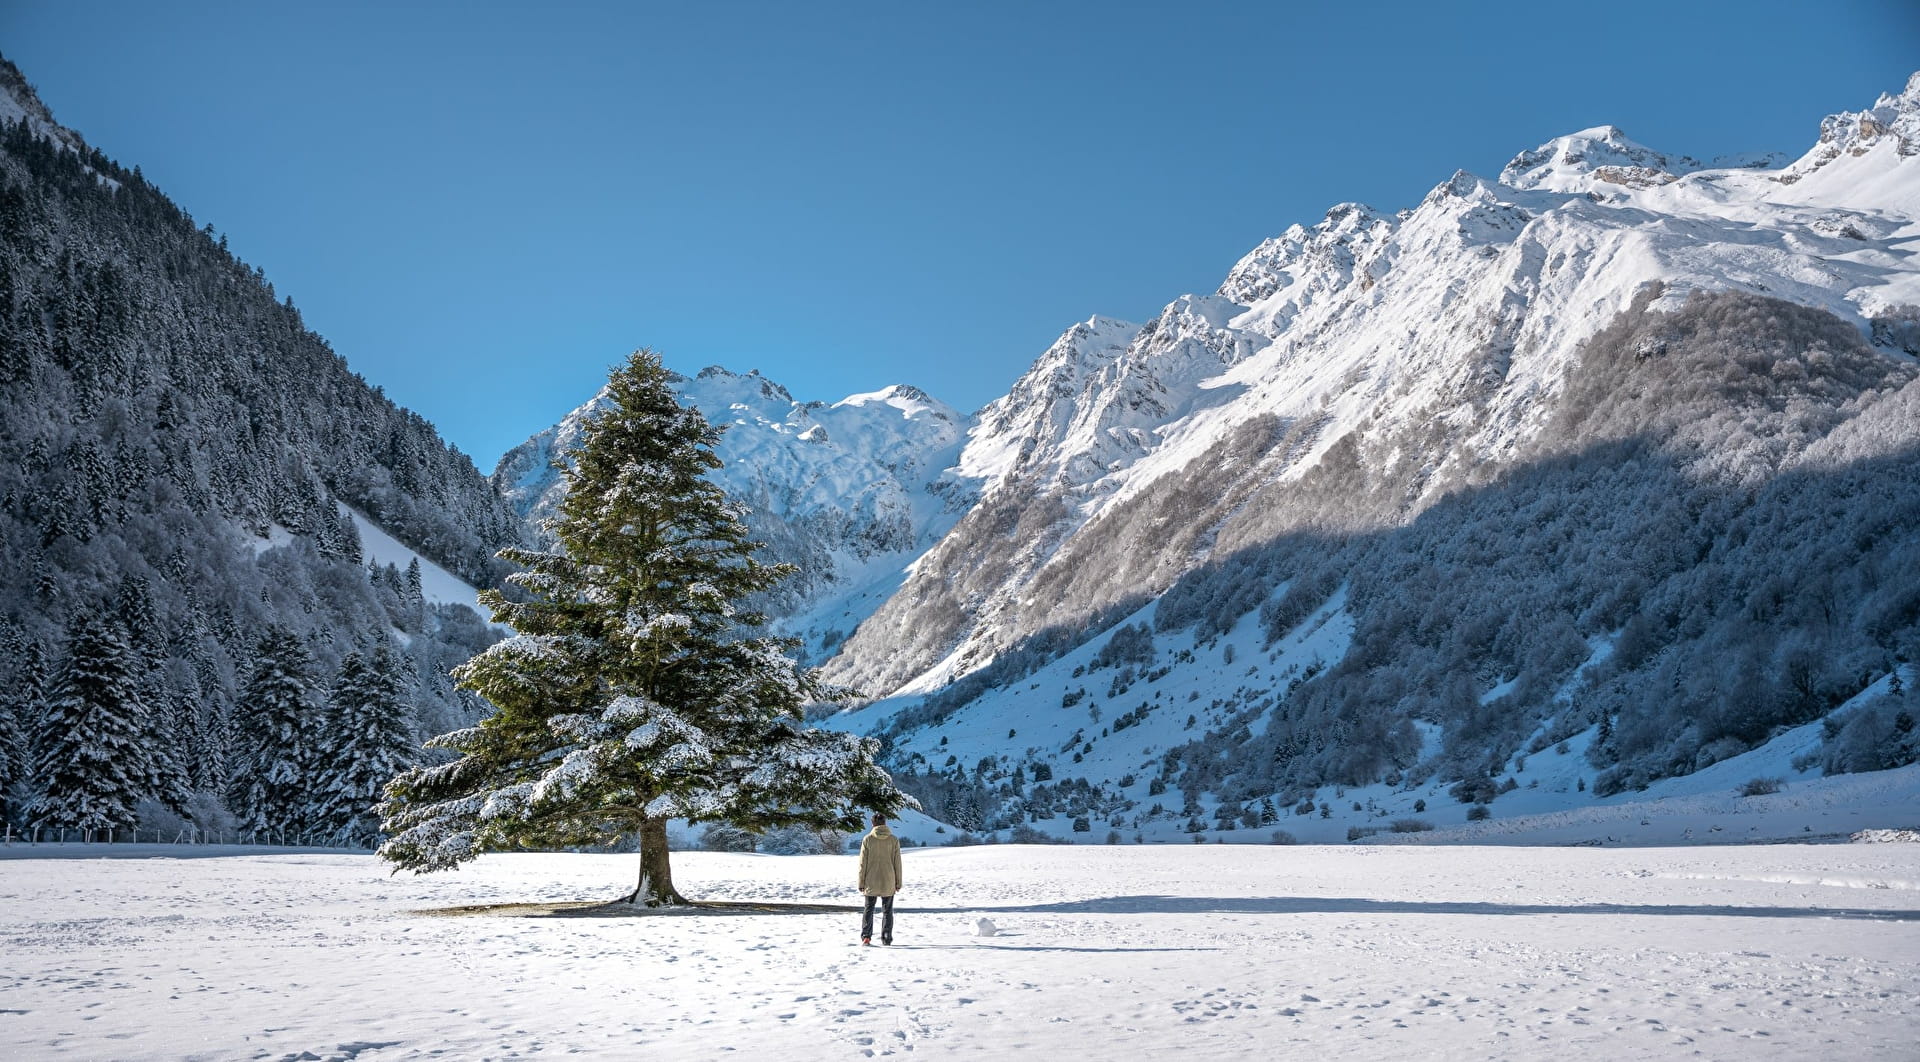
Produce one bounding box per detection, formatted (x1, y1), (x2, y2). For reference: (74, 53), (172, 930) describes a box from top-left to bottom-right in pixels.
(872, 813), (887, 826)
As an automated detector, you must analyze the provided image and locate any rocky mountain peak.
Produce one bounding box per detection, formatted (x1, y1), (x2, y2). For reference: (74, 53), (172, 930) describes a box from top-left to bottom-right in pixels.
(1789, 70), (1920, 178)
(0, 56), (101, 158)
(1500, 125), (1702, 193)
(1219, 203), (1394, 305)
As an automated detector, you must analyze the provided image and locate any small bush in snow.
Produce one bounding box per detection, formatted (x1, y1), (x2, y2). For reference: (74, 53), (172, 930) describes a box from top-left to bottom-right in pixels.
(1009, 824), (1069, 845)
(1268, 830), (1297, 845)
(1466, 804), (1492, 821)
(758, 825), (845, 855)
(698, 824), (758, 853)
(1451, 777), (1499, 804)
(1390, 818), (1434, 833)
(1738, 777), (1785, 797)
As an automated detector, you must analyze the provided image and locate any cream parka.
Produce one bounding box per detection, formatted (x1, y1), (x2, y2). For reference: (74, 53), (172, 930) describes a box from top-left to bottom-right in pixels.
(857, 824), (903, 897)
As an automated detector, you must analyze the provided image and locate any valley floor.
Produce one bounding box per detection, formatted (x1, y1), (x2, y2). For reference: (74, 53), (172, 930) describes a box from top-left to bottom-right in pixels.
(1, 842), (1916, 1060)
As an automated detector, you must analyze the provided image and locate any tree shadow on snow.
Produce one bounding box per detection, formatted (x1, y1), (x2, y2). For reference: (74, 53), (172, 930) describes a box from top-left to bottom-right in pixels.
(415, 899), (869, 918)
(945, 895), (1920, 922)
(891, 944), (1218, 953)
(412, 894), (1919, 923)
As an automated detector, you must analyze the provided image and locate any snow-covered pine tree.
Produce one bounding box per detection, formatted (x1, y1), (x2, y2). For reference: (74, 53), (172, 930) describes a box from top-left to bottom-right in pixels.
(0, 634), (45, 826)
(112, 576), (187, 814)
(0, 700), (22, 827)
(311, 644), (416, 846)
(229, 627), (319, 840)
(379, 349), (911, 905)
(26, 616), (147, 837)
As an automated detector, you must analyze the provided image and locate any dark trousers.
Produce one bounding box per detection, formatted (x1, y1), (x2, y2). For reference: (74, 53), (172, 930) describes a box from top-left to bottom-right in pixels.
(861, 894), (894, 941)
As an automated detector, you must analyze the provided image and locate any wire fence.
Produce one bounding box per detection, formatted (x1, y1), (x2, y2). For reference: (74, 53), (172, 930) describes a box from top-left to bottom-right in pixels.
(0, 822), (374, 851)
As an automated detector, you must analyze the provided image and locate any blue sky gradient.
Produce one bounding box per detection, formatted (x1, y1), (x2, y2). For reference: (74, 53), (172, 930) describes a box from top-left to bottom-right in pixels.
(4, 0), (1916, 466)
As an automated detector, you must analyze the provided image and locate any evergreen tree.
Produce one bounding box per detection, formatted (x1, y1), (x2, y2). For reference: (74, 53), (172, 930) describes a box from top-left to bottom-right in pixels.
(379, 350), (911, 904)
(229, 627), (319, 839)
(26, 616), (146, 836)
(311, 644), (416, 846)
(111, 576), (187, 813)
(0, 637), (45, 826)
(113, 575), (164, 673)
(0, 700), (22, 826)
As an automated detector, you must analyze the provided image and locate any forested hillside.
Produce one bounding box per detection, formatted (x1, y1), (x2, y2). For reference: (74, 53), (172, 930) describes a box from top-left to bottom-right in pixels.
(0, 58), (521, 841)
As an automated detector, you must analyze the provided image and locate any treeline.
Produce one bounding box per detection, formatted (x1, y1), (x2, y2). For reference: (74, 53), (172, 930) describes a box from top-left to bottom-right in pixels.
(2, 605), (416, 845)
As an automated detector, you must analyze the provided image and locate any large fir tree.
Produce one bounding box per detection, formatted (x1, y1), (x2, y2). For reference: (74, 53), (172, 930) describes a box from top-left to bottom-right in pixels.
(229, 628), (319, 839)
(26, 616), (146, 836)
(311, 643), (416, 846)
(380, 350), (910, 904)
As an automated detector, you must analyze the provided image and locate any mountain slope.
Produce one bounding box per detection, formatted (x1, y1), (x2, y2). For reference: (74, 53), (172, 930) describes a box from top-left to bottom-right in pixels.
(822, 73), (1920, 833)
(833, 74), (1920, 703)
(0, 57), (518, 829)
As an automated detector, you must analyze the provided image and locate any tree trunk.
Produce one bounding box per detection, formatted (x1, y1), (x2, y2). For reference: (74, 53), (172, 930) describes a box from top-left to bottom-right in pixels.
(626, 818), (688, 906)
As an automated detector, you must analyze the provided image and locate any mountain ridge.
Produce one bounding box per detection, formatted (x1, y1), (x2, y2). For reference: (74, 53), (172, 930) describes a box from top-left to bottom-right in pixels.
(822, 70), (1920, 702)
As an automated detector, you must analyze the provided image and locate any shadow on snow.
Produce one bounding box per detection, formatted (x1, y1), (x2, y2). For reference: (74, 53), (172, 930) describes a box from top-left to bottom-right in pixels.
(413, 893), (1920, 923)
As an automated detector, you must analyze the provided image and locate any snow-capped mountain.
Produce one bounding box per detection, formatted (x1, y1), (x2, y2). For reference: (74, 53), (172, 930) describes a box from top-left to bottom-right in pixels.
(495, 367), (971, 660)
(810, 72), (1920, 839)
(833, 71), (1920, 698)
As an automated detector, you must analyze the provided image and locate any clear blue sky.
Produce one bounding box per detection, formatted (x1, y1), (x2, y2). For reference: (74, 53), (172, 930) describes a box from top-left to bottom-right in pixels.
(4, 1), (1916, 468)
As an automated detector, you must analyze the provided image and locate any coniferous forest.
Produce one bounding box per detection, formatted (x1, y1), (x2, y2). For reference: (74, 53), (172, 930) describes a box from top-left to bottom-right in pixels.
(0, 58), (521, 841)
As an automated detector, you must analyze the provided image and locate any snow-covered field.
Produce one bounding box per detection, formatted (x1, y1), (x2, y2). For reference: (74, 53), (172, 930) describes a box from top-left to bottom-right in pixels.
(3, 842), (1916, 1060)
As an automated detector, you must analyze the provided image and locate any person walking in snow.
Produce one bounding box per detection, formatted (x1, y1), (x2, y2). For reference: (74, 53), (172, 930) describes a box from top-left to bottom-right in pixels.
(858, 813), (903, 946)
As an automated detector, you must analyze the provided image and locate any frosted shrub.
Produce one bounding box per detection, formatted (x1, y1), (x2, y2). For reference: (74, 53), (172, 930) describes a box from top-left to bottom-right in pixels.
(1820, 701), (1919, 775)
(1870, 304), (1920, 355)
(757, 825), (845, 855)
(1090, 624), (1155, 670)
(698, 824), (757, 853)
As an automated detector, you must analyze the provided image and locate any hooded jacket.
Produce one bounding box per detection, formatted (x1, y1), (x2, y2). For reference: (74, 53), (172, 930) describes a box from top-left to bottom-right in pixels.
(857, 824), (903, 897)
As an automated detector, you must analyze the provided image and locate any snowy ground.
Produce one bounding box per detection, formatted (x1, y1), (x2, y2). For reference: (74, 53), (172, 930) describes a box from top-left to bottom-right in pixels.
(3, 842), (1916, 1060)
